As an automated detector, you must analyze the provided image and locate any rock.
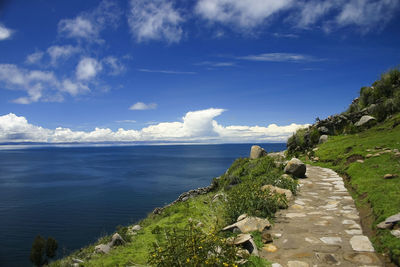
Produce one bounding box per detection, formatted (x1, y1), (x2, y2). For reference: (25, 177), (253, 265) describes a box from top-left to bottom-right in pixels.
(355, 116), (376, 127)
(313, 157), (320, 162)
(261, 184), (293, 201)
(391, 230), (400, 238)
(263, 244), (277, 252)
(320, 237), (342, 245)
(196, 222), (204, 228)
(152, 207), (163, 215)
(384, 213), (400, 224)
(212, 192), (227, 203)
(223, 216), (271, 233)
(73, 263), (79, 267)
(131, 225), (141, 231)
(356, 159), (364, 163)
(366, 154), (373, 158)
(261, 230), (273, 243)
(232, 234), (258, 256)
(250, 145), (267, 159)
(72, 258), (84, 264)
(376, 221), (393, 230)
(95, 244), (111, 254)
(383, 174), (398, 179)
(110, 233), (125, 247)
(236, 248), (250, 258)
(350, 236), (374, 252)
(237, 214), (248, 222)
(284, 158), (306, 178)
(343, 252), (380, 265)
(319, 134), (328, 144)
(318, 126), (329, 134)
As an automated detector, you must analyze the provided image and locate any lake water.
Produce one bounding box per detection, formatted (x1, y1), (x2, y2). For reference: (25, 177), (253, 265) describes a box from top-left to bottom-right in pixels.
(0, 143), (285, 266)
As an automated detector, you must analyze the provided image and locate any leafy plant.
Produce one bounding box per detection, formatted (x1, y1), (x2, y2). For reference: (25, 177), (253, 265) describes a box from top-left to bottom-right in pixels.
(30, 235), (58, 267)
(148, 221), (240, 266)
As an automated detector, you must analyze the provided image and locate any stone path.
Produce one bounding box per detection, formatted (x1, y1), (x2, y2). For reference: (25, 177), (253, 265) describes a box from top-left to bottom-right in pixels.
(260, 165), (383, 267)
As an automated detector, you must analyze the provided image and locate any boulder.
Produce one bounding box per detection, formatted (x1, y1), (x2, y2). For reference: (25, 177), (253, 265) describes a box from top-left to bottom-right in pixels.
(261, 184), (293, 201)
(319, 135), (328, 144)
(110, 233), (125, 247)
(377, 213), (400, 229)
(95, 244), (111, 254)
(131, 225), (141, 231)
(391, 230), (400, 239)
(232, 234), (259, 256)
(355, 116), (376, 127)
(223, 216), (271, 233)
(284, 158), (306, 178)
(318, 126), (329, 135)
(237, 214), (248, 222)
(250, 145), (267, 159)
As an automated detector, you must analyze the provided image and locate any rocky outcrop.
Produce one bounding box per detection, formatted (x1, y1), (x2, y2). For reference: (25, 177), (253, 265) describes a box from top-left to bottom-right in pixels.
(250, 145), (267, 159)
(284, 158), (306, 178)
(261, 184), (293, 201)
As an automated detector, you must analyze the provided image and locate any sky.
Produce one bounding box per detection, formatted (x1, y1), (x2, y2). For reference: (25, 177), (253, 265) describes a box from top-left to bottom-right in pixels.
(0, 0), (400, 144)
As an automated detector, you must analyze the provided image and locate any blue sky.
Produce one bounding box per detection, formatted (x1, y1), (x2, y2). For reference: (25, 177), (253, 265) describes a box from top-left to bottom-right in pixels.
(0, 0), (399, 143)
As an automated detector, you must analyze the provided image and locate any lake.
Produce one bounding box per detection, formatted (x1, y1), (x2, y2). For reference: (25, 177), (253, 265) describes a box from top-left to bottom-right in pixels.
(0, 143), (285, 266)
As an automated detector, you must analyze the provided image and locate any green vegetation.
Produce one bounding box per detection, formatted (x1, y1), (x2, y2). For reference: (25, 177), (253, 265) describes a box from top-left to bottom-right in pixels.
(30, 236), (58, 267)
(302, 113), (400, 264)
(51, 156), (296, 266)
(288, 67), (400, 155)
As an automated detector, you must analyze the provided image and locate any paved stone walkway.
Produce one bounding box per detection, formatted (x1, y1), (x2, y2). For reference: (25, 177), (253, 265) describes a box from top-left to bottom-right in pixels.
(260, 165), (383, 267)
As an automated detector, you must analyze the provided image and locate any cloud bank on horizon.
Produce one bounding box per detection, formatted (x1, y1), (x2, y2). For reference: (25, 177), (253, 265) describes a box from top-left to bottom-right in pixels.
(0, 109), (309, 144)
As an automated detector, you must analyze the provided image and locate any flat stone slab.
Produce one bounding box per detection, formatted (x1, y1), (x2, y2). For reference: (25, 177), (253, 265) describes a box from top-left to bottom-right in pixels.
(350, 236), (375, 252)
(320, 237), (342, 245)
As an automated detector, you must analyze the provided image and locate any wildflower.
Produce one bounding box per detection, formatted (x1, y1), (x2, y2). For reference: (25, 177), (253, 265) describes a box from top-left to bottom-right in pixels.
(223, 263), (229, 266)
(187, 258), (190, 263)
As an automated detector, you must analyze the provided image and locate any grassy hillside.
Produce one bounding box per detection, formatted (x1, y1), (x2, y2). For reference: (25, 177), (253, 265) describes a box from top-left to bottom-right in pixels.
(302, 113), (400, 264)
(50, 156), (297, 267)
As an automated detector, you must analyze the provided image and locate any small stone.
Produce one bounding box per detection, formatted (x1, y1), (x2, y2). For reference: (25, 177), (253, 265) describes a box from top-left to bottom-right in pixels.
(350, 236), (374, 252)
(131, 225), (141, 231)
(391, 230), (400, 238)
(273, 233), (282, 238)
(320, 237), (342, 245)
(287, 260), (309, 267)
(292, 204), (305, 210)
(366, 154), (373, 158)
(343, 252), (380, 264)
(346, 229), (363, 235)
(356, 159), (364, 163)
(263, 244), (277, 252)
(223, 216), (271, 233)
(286, 213), (306, 218)
(383, 173), (398, 179)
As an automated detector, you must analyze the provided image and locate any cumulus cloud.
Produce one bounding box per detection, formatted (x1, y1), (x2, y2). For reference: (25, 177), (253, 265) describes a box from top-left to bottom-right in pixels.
(128, 0), (184, 43)
(25, 51), (45, 65)
(129, 102), (158, 110)
(58, 0), (121, 41)
(76, 57), (102, 80)
(47, 45), (80, 65)
(103, 56), (126, 75)
(0, 64), (91, 104)
(0, 109), (309, 143)
(195, 0), (293, 28)
(0, 24), (13, 40)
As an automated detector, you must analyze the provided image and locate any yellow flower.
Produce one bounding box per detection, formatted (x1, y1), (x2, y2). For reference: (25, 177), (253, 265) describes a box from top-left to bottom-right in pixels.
(223, 263), (229, 267)
(198, 246), (203, 249)
(187, 258), (190, 263)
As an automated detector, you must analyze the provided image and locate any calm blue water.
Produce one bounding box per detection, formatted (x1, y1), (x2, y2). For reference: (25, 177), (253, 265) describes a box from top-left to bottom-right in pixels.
(0, 143), (285, 266)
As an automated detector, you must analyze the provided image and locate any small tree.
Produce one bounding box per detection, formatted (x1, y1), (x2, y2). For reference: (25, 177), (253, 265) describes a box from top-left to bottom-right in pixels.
(30, 235), (58, 267)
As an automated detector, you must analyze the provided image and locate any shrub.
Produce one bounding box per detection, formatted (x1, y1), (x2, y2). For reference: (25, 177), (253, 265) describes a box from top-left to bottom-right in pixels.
(148, 221), (240, 266)
(30, 235), (58, 267)
(225, 179), (283, 223)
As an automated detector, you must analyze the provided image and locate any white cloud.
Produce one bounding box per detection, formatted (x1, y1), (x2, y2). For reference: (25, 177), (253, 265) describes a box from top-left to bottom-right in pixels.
(335, 0), (399, 30)
(195, 61), (236, 67)
(128, 0), (183, 43)
(138, 68), (196, 74)
(195, 0), (293, 28)
(238, 53), (317, 62)
(0, 64), (92, 104)
(0, 109), (309, 143)
(58, 0), (120, 41)
(76, 57), (102, 80)
(25, 51), (44, 65)
(0, 24), (13, 40)
(103, 56), (126, 75)
(129, 102), (158, 110)
(47, 45), (80, 65)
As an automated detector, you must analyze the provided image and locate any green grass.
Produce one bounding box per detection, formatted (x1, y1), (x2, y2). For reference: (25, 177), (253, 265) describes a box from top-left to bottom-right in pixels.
(50, 156), (288, 266)
(303, 113), (400, 264)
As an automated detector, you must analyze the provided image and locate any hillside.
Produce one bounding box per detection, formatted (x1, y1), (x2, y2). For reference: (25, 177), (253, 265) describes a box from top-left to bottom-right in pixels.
(288, 68), (400, 265)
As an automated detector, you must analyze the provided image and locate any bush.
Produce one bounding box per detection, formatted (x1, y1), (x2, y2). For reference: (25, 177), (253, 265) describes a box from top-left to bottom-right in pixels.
(30, 235), (58, 267)
(225, 179), (283, 223)
(148, 221), (240, 266)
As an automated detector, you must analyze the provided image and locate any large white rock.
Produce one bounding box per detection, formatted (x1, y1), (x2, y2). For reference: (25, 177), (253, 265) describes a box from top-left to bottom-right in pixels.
(355, 116), (376, 127)
(250, 145), (267, 159)
(223, 216), (271, 233)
